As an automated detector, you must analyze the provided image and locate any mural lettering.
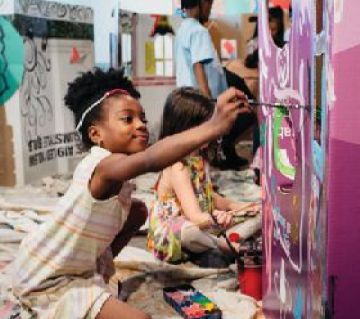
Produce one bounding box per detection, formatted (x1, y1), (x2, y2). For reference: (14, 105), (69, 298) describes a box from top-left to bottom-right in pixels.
(15, 0), (93, 24)
(27, 132), (83, 167)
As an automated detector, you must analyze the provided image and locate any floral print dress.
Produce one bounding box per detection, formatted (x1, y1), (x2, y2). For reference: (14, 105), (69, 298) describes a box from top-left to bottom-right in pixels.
(147, 155), (215, 263)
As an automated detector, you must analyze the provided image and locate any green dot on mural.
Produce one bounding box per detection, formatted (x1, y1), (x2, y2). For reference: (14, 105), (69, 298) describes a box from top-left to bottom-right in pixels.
(0, 17), (24, 105)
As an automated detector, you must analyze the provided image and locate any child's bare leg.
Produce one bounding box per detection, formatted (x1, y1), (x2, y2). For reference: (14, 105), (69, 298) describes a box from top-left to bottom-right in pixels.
(96, 296), (151, 319)
(181, 222), (242, 256)
(181, 222), (218, 253)
(111, 199), (147, 257)
(226, 214), (261, 242)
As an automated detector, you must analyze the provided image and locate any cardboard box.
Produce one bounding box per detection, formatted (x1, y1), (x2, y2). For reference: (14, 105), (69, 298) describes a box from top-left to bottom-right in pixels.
(0, 108), (15, 186)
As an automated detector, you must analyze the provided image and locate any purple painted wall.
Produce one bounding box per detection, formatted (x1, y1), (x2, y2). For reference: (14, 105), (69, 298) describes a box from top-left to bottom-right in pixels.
(259, 0), (360, 318)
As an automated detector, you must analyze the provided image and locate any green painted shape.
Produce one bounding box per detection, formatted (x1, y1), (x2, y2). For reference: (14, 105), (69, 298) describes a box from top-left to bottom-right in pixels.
(0, 17), (24, 105)
(260, 122), (266, 146)
(273, 106), (296, 179)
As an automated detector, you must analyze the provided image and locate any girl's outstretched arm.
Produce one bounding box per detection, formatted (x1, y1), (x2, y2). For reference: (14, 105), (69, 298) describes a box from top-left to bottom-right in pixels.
(213, 192), (235, 211)
(213, 193), (261, 213)
(90, 88), (250, 199)
(170, 167), (235, 229)
(170, 162), (212, 228)
(213, 192), (252, 211)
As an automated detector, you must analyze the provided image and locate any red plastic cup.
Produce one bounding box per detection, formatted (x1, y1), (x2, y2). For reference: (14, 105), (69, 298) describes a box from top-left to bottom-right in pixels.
(238, 265), (262, 301)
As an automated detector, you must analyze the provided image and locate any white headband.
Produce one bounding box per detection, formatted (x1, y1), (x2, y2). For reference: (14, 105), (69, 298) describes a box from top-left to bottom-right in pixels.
(75, 88), (129, 131)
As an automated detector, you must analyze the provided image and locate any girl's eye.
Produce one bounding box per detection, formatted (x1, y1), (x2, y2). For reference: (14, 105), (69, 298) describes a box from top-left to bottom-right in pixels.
(141, 117), (148, 124)
(120, 116), (133, 124)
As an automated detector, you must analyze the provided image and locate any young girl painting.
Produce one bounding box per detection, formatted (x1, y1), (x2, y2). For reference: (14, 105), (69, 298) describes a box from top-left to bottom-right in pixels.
(11, 69), (248, 319)
(147, 87), (261, 264)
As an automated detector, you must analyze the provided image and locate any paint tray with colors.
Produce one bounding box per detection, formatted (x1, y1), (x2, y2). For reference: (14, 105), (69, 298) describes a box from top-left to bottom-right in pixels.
(163, 284), (222, 319)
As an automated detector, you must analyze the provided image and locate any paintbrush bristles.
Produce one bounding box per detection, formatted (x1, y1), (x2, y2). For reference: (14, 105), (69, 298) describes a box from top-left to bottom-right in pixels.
(248, 99), (311, 110)
(211, 98), (311, 111)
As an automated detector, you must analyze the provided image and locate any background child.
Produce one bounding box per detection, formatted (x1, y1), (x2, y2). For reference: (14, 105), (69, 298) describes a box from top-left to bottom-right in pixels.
(147, 87), (261, 264)
(11, 69), (248, 319)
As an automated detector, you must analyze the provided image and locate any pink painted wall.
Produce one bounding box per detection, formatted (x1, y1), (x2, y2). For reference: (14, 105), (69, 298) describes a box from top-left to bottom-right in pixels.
(327, 0), (360, 317)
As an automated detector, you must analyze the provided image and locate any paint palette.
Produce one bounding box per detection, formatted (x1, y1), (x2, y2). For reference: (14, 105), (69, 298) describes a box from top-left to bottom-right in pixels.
(163, 284), (222, 319)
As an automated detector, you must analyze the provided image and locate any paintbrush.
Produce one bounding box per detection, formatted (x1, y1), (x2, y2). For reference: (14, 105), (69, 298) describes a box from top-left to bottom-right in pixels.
(227, 202), (260, 215)
(212, 98), (311, 111)
(207, 212), (242, 264)
(248, 99), (311, 111)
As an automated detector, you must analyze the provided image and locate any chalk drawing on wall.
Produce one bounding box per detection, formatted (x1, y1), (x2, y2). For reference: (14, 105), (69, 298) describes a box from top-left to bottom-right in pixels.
(20, 36), (53, 142)
(273, 258), (293, 318)
(14, 0), (93, 24)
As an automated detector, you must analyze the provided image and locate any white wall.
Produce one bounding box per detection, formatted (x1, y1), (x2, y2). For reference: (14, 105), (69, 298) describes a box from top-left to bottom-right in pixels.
(5, 38), (94, 185)
(39, 0), (118, 69)
(119, 0), (173, 15)
(0, 1), (14, 14)
(49, 39), (94, 174)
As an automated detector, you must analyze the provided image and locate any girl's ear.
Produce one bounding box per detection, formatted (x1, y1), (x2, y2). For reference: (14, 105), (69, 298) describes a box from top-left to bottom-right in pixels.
(88, 125), (103, 146)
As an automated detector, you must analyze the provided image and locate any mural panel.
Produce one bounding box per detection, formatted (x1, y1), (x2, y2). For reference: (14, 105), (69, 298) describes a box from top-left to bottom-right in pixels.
(259, 0), (330, 317)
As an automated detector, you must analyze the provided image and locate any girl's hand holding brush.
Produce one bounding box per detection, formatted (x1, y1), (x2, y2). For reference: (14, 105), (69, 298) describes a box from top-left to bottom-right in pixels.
(212, 210), (234, 229)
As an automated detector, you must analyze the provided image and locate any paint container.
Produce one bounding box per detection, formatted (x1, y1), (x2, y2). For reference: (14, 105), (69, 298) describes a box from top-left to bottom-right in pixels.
(163, 284), (222, 319)
(238, 263), (262, 301)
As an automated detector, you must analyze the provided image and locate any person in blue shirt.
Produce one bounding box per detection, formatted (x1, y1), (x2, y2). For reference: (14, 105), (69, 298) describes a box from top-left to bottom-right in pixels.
(176, 0), (227, 98)
(176, 0), (255, 170)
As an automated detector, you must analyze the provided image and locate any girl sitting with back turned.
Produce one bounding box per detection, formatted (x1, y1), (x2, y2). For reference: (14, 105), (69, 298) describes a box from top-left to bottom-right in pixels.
(11, 69), (248, 319)
(147, 87), (261, 265)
